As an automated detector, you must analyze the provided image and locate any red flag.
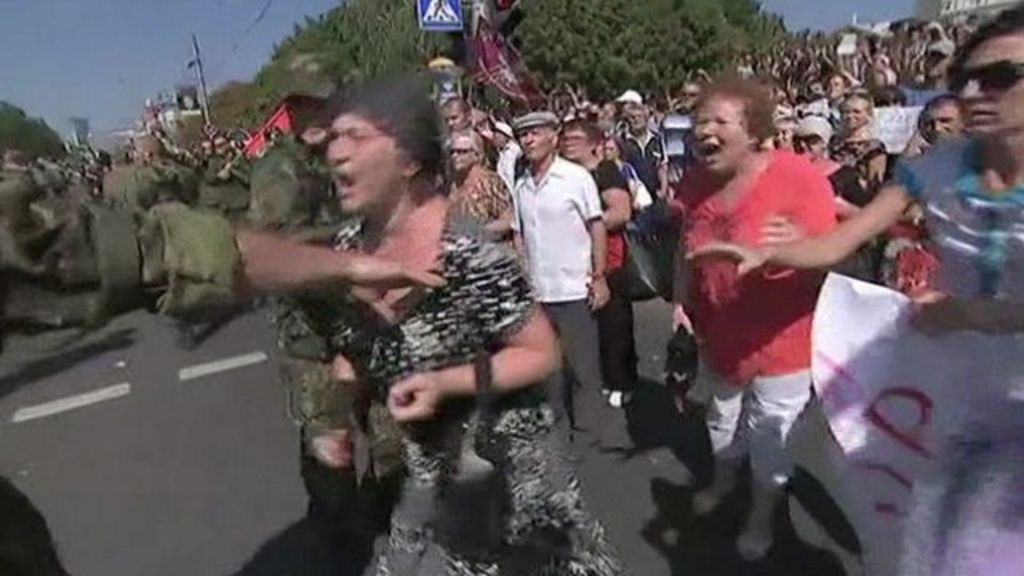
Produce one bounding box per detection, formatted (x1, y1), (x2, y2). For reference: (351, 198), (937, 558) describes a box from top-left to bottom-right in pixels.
(472, 24), (543, 104)
(243, 102), (294, 157)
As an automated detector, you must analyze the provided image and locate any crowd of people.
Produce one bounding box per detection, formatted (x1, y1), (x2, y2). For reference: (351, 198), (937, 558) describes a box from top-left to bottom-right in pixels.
(4, 3), (1024, 576)
(383, 5), (1022, 574)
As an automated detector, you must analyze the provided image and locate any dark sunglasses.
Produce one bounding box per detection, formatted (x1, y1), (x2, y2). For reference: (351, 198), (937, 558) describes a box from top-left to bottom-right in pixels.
(950, 60), (1024, 94)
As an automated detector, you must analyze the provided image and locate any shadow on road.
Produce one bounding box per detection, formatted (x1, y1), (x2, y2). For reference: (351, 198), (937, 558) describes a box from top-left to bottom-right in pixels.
(0, 474), (71, 576)
(620, 380), (848, 575)
(230, 515), (375, 576)
(617, 379), (713, 484)
(0, 328), (136, 401)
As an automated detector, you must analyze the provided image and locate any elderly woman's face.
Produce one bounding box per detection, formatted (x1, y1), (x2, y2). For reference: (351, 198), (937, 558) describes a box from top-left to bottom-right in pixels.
(841, 97), (873, 134)
(774, 121), (796, 151)
(327, 113), (412, 215)
(449, 134), (482, 175)
(694, 96), (755, 175)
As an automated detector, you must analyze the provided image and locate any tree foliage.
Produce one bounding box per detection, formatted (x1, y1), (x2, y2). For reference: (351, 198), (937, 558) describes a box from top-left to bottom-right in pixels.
(512, 0), (787, 99)
(209, 0), (788, 128)
(0, 102), (66, 159)
(209, 0), (452, 129)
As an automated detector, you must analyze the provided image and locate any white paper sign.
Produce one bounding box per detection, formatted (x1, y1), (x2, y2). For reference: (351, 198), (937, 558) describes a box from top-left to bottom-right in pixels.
(797, 274), (1024, 575)
(872, 107), (922, 154)
(837, 33), (858, 56)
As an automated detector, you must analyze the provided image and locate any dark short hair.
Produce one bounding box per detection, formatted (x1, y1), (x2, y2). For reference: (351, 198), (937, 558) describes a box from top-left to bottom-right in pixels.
(871, 85), (907, 107)
(324, 75), (443, 180)
(561, 119), (606, 143)
(923, 93), (964, 115)
(695, 76), (777, 142)
(950, 4), (1024, 81)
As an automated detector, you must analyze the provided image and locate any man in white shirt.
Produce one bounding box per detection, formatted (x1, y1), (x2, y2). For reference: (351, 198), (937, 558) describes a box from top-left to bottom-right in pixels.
(510, 111), (622, 446)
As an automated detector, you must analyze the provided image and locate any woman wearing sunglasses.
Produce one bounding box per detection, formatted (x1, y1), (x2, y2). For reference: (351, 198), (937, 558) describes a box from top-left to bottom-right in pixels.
(693, 7), (1024, 575)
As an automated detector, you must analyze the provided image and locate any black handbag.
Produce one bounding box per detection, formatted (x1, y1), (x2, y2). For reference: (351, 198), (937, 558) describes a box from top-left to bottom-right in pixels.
(615, 201), (678, 302)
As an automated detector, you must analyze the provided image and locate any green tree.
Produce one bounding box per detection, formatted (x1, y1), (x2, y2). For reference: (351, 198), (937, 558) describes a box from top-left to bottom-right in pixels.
(512, 0), (786, 99)
(209, 0), (453, 129)
(0, 102), (66, 159)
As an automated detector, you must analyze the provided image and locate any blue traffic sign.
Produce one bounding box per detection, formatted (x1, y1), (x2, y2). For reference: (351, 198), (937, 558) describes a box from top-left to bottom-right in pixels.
(417, 0), (464, 32)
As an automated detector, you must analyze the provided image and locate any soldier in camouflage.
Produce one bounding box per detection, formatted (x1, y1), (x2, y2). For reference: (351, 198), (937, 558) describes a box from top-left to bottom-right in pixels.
(3, 123), (408, 551)
(247, 129), (330, 231)
(247, 120), (403, 539)
(102, 135), (198, 212)
(197, 134), (251, 220)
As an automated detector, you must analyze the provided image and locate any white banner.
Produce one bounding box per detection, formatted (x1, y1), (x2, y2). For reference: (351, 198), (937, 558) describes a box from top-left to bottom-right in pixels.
(794, 274), (1024, 575)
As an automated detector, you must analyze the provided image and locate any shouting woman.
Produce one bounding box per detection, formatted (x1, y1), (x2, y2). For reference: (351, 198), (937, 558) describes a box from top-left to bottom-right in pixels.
(300, 77), (623, 576)
(671, 77), (837, 560)
(692, 7), (1024, 574)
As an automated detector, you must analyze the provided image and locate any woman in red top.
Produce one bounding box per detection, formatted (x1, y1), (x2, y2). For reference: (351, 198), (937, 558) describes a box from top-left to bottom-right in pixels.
(671, 78), (837, 561)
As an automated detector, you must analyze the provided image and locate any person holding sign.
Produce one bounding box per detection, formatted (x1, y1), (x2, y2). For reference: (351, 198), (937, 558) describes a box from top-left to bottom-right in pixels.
(691, 7), (1024, 573)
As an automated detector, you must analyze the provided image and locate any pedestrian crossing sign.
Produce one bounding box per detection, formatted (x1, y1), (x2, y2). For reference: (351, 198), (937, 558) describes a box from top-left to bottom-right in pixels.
(418, 0), (464, 32)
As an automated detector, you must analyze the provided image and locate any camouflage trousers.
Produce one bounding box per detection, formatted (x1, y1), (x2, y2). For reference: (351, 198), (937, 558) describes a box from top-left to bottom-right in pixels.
(280, 356), (405, 527)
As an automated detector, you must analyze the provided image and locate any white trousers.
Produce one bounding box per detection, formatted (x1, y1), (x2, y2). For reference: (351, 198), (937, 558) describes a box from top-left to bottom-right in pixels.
(702, 368), (813, 487)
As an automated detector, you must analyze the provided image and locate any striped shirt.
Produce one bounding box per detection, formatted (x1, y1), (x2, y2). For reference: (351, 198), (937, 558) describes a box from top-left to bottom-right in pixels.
(895, 138), (1024, 302)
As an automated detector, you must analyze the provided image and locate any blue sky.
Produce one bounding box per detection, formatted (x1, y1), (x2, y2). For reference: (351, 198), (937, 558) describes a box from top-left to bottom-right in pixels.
(1, 0), (917, 136)
(0, 0), (340, 134)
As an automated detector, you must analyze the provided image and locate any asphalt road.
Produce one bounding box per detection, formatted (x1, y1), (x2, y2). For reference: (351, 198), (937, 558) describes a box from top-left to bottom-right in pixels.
(0, 302), (845, 576)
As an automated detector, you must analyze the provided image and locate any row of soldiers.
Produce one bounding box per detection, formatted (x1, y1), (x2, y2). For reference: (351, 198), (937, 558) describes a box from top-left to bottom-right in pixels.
(0, 121), (403, 558)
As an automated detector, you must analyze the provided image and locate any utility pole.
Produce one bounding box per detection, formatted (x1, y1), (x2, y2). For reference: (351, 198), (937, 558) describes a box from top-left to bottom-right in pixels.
(191, 33), (212, 125)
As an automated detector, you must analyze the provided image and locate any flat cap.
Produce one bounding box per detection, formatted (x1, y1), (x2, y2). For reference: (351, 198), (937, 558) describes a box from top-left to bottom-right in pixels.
(512, 111), (559, 132)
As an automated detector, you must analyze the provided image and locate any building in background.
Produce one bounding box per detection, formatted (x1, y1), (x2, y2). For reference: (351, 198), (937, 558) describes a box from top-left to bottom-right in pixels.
(917, 0), (1019, 19)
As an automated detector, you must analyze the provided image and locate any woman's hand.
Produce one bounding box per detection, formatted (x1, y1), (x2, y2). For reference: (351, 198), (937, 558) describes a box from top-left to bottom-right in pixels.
(672, 304), (694, 334)
(332, 354), (357, 382)
(387, 372), (448, 423)
(308, 429), (354, 470)
(760, 215), (805, 246)
(589, 276), (611, 311)
(688, 242), (772, 276)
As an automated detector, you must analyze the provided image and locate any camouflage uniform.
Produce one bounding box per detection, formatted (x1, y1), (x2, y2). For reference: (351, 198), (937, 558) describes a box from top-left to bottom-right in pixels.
(248, 135), (404, 528)
(2, 142), (403, 537)
(247, 136), (329, 230)
(102, 160), (197, 212)
(198, 154), (251, 220)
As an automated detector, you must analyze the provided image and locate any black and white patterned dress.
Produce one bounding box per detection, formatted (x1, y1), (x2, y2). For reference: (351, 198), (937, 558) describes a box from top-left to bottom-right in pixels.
(308, 215), (623, 576)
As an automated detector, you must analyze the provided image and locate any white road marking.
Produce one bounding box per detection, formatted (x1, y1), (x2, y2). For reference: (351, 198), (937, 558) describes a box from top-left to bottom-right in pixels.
(11, 383), (132, 424)
(178, 351), (269, 382)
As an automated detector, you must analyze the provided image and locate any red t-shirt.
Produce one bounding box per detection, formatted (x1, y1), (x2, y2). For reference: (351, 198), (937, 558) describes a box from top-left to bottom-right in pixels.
(673, 151), (837, 384)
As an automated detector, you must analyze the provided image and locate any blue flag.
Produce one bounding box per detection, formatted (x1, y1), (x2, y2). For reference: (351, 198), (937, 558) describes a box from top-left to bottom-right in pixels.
(417, 0), (464, 32)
